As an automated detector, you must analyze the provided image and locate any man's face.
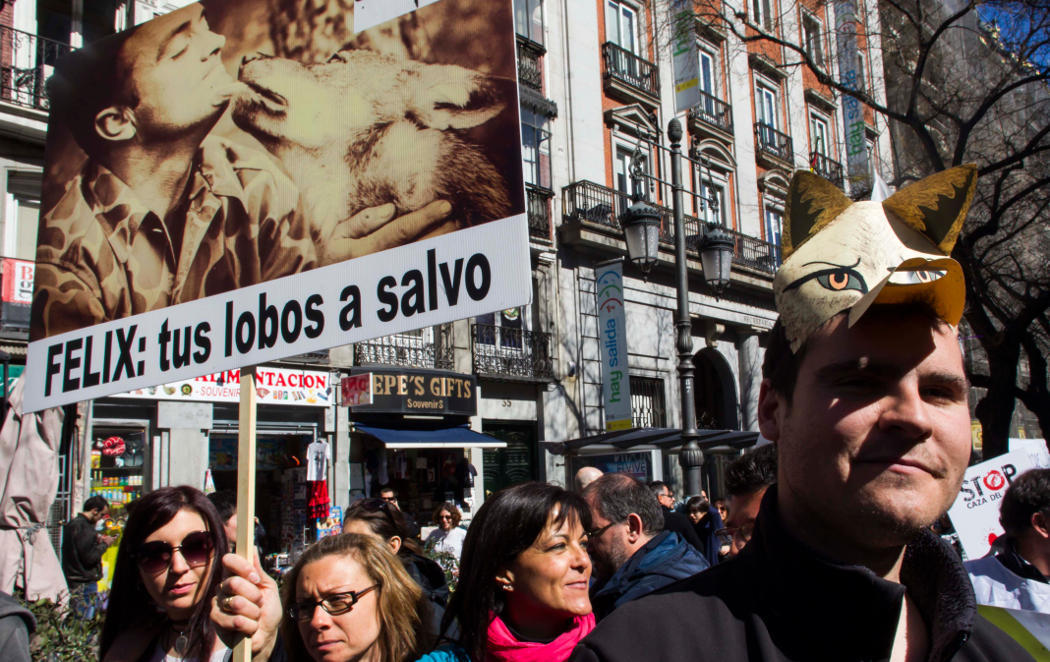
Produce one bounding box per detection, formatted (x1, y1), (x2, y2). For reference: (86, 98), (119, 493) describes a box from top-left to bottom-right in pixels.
(725, 487), (767, 557)
(118, 4), (238, 138)
(89, 507), (109, 524)
(656, 488), (674, 509)
(584, 495), (629, 582)
(759, 310), (971, 553)
(379, 490), (398, 508)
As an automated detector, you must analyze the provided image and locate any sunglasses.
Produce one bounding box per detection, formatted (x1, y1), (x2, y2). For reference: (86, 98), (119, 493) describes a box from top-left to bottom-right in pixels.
(288, 585), (380, 621)
(134, 531), (213, 575)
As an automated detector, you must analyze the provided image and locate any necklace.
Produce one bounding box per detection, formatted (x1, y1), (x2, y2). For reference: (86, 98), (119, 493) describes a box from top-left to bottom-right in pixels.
(171, 625), (189, 657)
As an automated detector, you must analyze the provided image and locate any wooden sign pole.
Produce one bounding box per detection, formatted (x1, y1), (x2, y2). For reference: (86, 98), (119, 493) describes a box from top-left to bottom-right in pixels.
(233, 365), (257, 662)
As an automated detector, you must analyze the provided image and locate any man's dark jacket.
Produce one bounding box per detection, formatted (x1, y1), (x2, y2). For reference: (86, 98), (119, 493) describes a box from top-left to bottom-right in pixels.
(61, 514), (107, 586)
(591, 530), (708, 620)
(571, 488), (1033, 662)
(660, 506), (703, 551)
(0, 592), (34, 662)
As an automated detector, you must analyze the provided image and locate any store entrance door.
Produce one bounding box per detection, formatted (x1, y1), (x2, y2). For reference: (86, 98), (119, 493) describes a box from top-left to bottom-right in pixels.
(481, 422), (537, 495)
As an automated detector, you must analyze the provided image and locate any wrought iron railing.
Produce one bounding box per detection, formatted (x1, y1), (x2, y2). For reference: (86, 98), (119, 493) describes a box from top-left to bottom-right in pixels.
(0, 26), (72, 110)
(809, 151), (844, 187)
(687, 90), (733, 134)
(517, 36), (543, 90)
(354, 332), (453, 370)
(526, 184), (553, 242)
(601, 41), (659, 98)
(754, 122), (793, 163)
(471, 324), (554, 380)
(561, 179), (781, 275)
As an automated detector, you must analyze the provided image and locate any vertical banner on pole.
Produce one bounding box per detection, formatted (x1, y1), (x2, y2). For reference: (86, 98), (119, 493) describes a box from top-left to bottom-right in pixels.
(596, 260), (633, 431)
(233, 365), (257, 662)
(670, 0), (700, 113)
(834, 1), (871, 195)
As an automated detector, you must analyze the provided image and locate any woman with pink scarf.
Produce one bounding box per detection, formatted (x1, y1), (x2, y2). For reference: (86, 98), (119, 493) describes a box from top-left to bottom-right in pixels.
(423, 482), (594, 662)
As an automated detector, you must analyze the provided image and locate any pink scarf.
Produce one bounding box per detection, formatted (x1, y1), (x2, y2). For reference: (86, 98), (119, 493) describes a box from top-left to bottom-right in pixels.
(484, 612), (596, 662)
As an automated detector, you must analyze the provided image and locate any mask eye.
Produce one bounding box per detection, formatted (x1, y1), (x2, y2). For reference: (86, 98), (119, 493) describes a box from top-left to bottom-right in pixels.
(816, 269), (866, 292)
(889, 269), (946, 285)
(327, 52), (348, 64)
(783, 266), (868, 294)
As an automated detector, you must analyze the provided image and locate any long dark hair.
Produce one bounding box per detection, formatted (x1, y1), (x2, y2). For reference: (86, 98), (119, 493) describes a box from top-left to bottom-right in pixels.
(442, 482), (591, 661)
(99, 486), (228, 661)
(345, 498), (424, 556)
(280, 533), (431, 662)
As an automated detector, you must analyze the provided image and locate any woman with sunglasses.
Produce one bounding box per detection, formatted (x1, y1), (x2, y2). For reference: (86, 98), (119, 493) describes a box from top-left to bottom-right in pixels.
(100, 485), (239, 661)
(424, 503), (465, 562)
(278, 532), (433, 661)
(435, 482), (594, 662)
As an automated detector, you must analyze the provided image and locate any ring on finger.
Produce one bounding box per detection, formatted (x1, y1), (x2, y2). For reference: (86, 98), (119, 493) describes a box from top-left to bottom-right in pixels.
(224, 595), (235, 611)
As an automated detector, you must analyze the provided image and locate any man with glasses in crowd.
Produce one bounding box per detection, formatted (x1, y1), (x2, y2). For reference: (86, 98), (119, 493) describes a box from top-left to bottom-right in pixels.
(648, 480), (703, 552)
(379, 484), (420, 539)
(573, 167), (1032, 660)
(585, 474), (707, 619)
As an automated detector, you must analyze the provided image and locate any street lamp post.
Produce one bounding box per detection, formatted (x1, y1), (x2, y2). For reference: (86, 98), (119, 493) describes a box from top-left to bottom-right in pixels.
(618, 118), (734, 498)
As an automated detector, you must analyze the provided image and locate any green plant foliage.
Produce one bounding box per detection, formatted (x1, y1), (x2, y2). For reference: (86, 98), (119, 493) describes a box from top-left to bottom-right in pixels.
(15, 590), (103, 661)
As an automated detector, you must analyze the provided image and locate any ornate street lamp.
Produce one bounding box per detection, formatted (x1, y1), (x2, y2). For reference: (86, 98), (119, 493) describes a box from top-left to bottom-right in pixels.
(616, 118), (735, 499)
(699, 225), (734, 294)
(619, 199), (661, 275)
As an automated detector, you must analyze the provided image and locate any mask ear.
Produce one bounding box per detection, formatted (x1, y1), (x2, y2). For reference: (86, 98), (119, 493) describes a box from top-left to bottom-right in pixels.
(881, 164), (976, 253)
(95, 105), (137, 142)
(783, 171), (853, 258)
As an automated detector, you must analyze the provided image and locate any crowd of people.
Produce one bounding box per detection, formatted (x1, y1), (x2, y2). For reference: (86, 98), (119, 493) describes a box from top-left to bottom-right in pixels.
(26, 165), (1044, 661)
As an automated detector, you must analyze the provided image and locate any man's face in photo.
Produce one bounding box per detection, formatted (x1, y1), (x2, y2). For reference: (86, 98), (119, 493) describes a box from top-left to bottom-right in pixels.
(761, 309), (972, 550)
(118, 4), (239, 137)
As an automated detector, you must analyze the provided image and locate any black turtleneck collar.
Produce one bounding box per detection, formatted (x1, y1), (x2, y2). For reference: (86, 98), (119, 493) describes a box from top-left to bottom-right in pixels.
(740, 486), (976, 662)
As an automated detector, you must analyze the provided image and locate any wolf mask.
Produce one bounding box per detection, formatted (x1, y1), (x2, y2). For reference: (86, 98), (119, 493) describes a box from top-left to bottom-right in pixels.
(774, 165), (977, 353)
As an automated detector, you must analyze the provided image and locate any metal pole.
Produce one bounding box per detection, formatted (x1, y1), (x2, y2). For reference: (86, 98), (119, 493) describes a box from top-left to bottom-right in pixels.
(668, 118), (703, 497)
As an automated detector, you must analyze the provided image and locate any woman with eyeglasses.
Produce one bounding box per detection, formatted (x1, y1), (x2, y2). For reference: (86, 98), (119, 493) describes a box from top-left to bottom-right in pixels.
(433, 482), (594, 662)
(100, 485), (245, 661)
(424, 503), (465, 561)
(279, 533), (433, 661)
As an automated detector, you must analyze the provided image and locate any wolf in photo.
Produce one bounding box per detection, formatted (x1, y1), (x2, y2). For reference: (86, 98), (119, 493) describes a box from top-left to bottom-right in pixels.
(231, 49), (513, 242)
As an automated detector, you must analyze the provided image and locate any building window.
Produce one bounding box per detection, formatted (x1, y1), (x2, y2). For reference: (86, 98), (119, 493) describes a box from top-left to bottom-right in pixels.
(699, 47), (718, 98)
(756, 82), (778, 130)
(856, 52), (867, 93)
(751, 0), (773, 30)
(514, 0), (545, 45)
(630, 377), (666, 428)
(802, 12), (824, 69)
(521, 109), (552, 190)
(606, 0), (639, 54)
(809, 113), (830, 156)
(476, 308), (526, 349)
(764, 205), (784, 264)
(614, 144), (650, 201)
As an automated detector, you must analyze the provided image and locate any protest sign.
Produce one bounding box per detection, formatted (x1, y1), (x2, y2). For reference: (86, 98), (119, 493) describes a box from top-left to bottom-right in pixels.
(26, 0), (528, 412)
(947, 449), (1050, 560)
(595, 260), (632, 431)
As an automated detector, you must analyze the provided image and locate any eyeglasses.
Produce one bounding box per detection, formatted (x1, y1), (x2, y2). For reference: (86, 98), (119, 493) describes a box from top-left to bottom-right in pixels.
(134, 531), (213, 575)
(587, 520), (622, 539)
(380, 494), (397, 502)
(438, 515), (453, 520)
(287, 585), (380, 621)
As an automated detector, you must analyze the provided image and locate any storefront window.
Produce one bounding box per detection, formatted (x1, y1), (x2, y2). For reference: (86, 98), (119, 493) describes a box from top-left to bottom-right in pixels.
(89, 423), (148, 506)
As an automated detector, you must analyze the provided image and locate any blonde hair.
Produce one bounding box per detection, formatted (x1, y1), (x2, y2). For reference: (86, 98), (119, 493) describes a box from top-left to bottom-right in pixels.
(280, 533), (430, 661)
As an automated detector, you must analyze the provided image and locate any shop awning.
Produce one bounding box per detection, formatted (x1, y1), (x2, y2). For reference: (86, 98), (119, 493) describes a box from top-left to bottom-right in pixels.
(353, 423), (507, 449)
(542, 427), (760, 455)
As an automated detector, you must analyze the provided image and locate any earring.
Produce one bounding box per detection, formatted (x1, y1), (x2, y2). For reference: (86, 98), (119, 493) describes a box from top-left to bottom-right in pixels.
(501, 583), (512, 592)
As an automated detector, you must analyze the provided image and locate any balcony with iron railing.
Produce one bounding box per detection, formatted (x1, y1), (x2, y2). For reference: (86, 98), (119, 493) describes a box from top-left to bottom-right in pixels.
(687, 90), (733, 139)
(0, 25), (73, 111)
(809, 151), (844, 188)
(526, 184), (554, 244)
(754, 122), (793, 167)
(601, 41), (659, 106)
(471, 323), (554, 381)
(353, 331), (454, 370)
(517, 36), (544, 91)
(560, 180), (781, 275)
